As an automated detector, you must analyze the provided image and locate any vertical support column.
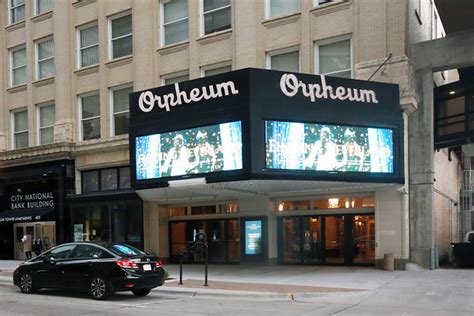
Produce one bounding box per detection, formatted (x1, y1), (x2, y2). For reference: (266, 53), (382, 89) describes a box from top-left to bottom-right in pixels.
(53, 0), (74, 142)
(409, 69), (435, 269)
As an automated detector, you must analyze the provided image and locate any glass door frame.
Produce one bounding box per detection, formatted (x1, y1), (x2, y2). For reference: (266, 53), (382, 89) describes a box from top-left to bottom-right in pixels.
(168, 218), (240, 264)
(13, 221), (56, 260)
(277, 213), (374, 266)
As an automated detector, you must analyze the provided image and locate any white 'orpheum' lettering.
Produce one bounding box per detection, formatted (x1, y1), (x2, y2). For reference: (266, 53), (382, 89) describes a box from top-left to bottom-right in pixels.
(138, 81), (240, 113)
(280, 73), (379, 104)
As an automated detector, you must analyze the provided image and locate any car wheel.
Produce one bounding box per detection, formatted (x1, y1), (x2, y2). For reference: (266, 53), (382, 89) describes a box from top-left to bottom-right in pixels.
(19, 272), (36, 294)
(89, 276), (110, 300)
(132, 288), (151, 297)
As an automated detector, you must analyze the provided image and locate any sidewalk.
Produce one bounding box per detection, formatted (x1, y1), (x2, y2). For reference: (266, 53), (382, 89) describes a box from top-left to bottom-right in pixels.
(0, 260), (400, 298)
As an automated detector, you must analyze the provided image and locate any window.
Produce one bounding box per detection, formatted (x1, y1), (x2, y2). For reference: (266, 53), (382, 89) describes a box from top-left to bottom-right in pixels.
(267, 49), (299, 72)
(35, 0), (52, 15)
(10, 46), (26, 86)
(79, 92), (100, 141)
(38, 104), (55, 145)
(71, 245), (109, 259)
(314, 0), (333, 5)
(316, 38), (351, 78)
(44, 245), (75, 260)
(82, 167), (131, 193)
(203, 64), (231, 77)
(201, 0), (231, 35)
(13, 110), (28, 149)
(162, 0), (188, 46)
(277, 196), (374, 211)
(163, 73), (189, 85)
(267, 0), (299, 19)
(109, 13), (133, 59)
(78, 23), (99, 68)
(111, 85), (132, 136)
(36, 38), (55, 79)
(10, 0), (25, 24)
(82, 170), (99, 192)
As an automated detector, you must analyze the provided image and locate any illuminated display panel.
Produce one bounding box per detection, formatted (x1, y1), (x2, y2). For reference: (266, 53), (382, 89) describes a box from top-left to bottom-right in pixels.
(136, 121), (242, 180)
(265, 121), (394, 173)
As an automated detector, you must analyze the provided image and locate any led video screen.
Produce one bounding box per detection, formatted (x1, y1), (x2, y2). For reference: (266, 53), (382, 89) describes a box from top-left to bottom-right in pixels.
(266, 121), (394, 173)
(135, 121), (243, 180)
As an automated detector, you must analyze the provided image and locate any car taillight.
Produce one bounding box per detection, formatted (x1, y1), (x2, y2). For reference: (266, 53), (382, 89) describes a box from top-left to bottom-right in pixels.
(155, 260), (163, 268)
(116, 259), (139, 269)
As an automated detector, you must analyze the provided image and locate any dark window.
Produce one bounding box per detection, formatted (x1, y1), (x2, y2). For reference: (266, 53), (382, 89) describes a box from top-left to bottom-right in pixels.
(45, 245), (76, 260)
(119, 167), (131, 188)
(101, 169), (118, 190)
(82, 166), (131, 193)
(71, 244), (111, 259)
(82, 170), (99, 192)
(191, 205), (216, 215)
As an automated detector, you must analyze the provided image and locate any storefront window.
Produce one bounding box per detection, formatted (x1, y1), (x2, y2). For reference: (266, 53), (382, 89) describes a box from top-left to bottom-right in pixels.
(191, 205), (216, 215)
(170, 207), (187, 216)
(71, 199), (143, 249)
(82, 170), (99, 192)
(217, 203), (239, 213)
(119, 167), (131, 188)
(101, 169), (118, 190)
(82, 166), (131, 193)
(278, 200), (310, 211)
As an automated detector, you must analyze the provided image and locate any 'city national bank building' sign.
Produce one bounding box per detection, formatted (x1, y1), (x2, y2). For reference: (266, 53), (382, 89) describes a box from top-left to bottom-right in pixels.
(129, 68), (403, 190)
(0, 180), (57, 223)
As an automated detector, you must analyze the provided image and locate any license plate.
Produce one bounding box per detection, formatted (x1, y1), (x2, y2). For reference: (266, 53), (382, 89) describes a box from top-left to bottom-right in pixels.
(143, 264), (152, 271)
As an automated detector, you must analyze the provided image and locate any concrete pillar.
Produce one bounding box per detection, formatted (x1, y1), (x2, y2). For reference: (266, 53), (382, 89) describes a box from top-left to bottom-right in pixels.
(408, 69), (435, 269)
(53, 0), (74, 142)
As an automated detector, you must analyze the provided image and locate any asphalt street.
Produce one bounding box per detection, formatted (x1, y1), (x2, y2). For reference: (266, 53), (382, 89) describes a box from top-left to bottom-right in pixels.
(1, 267), (474, 315)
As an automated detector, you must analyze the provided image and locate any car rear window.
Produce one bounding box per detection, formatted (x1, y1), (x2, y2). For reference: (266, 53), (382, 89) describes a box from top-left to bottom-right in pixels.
(107, 244), (145, 256)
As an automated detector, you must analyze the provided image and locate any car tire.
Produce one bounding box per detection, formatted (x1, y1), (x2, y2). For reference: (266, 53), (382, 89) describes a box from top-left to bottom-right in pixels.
(89, 276), (111, 300)
(132, 288), (151, 297)
(19, 272), (36, 294)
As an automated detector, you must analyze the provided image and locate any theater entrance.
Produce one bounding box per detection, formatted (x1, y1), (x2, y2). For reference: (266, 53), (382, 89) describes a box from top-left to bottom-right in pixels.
(278, 214), (375, 265)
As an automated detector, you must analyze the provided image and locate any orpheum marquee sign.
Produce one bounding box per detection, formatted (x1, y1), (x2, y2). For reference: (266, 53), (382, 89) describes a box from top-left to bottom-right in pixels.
(136, 73), (379, 114)
(129, 68), (403, 188)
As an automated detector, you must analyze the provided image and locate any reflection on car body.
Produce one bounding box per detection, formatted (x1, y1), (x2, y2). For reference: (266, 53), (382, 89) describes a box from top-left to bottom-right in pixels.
(13, 242), (165, 300)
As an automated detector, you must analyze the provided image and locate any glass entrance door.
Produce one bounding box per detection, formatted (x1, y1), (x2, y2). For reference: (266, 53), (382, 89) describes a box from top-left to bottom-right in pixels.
(302, 217), (323, 264)
(352, 215), (375, 264)
(281, 218), (302, 264)
(324, 216), (345, 264)
(14, 222), (56, 260)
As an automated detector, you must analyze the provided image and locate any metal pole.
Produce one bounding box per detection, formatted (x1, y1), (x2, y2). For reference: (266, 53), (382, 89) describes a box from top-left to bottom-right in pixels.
(179, 253), (183, 285)
(204, 244), (208, 287)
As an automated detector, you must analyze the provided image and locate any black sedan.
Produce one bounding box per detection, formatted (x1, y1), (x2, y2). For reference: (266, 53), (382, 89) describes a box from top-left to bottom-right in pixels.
(13, 242), (165, 300)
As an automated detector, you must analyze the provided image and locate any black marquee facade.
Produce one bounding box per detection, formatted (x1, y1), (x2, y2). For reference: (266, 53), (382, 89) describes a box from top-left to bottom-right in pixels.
(129, 68), (404, 188)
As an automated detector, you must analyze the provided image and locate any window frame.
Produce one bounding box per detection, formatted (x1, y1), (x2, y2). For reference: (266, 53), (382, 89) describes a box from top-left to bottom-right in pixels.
(314, 35), (352, 78)
(161, 70), (190, 85)
(37, 102), (55, 146)
(10, 45), (27, 87)
(34, 0), (53, 16)
(199, 0), (231, 36)
(11, 108), (28, 150)
(266, 46), (300, 72)
(76, 21), (99, 69)
(265, 0), (300, 19)
(201, 61), (232, 77)
(35, 36), (55, 80)
(109, 83), (133, 137)
(160, 0), (189, 46)
(313, 0), (334, 6)
(81, 166), (131, 193)
(78, 91), (101, 141)
(108, 11), (133, 60)
(9, 0), (25, 24)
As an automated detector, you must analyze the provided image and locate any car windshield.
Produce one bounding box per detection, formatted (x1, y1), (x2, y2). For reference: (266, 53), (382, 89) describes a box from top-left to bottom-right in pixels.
(106, 244), (145, 256)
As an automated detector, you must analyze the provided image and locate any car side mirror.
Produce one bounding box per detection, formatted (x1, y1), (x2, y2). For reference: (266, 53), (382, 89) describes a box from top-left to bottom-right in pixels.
(43, 256), (55, 265)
